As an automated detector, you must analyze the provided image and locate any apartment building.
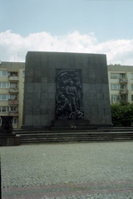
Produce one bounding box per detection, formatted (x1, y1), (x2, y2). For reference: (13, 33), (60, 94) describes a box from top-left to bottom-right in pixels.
(0, 61), (25, 129)
(108, 64), (133, 104)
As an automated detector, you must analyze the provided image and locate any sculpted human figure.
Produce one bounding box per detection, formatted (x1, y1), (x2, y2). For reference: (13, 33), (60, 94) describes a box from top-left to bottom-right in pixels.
(66, 80), (78, 113)
(56, 93), (71, 118)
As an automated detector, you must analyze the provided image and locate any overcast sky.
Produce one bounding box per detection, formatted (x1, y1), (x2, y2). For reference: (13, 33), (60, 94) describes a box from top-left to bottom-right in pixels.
(0, 0), (133, 64)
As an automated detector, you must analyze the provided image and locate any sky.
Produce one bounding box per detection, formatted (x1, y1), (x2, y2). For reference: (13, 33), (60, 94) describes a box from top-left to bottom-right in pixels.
(0, 0), (133, 64)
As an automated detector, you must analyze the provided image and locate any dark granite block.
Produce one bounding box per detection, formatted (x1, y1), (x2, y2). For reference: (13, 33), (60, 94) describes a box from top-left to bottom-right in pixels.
(23, 52), (112, 128)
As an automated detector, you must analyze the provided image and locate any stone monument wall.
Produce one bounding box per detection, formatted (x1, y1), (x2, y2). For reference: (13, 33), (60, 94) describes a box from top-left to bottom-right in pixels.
(23, 52), (112, 128)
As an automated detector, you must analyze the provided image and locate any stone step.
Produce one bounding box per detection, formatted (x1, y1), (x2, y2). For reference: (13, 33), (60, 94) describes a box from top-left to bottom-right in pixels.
(15, 127), (133, 134)
(19, 132), (133, 144)
(21, 137), (133, 144)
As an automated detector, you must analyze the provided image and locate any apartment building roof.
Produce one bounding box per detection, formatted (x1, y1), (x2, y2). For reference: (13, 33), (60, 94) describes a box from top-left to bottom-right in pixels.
(108, 64), (133, 72)
(0, 62), (25, 70)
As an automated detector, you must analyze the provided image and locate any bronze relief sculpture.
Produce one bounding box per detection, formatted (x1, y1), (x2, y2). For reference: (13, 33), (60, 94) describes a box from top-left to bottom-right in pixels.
(56, 70), (84, 119)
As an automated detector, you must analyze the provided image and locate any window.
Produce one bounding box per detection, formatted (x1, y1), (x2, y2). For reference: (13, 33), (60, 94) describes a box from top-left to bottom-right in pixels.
(120, 84), (126, 90)
(9, 106), (17, 112)
(0, 82), (10, 88)
(10, 83), (17, 88)
(111, 95), (119, 102)
(13, 117), (17, 124)
(0, 106), (17, 112)
(0, 82), (17, 89)
(111, 84), (120, 90)
(131, 95), (133, 101)
(110, 73), (120, 79)
(23, 71), (25, 77)
(0, 70), (8, 76)
(131, 73), (133, 79)
(111, 73), (126, 79)
(9, 72), (18, 76)
(131, 84), (133, 91)
(0, 94), (10, 100)
(0, 106), (9, 112)
(10, 95), (17, 100)
(119, 73), (126, 79)
(0, 95), (18, 100)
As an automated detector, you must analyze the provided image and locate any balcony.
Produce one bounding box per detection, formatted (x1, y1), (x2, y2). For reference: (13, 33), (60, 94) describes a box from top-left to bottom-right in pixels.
(8, 112), (18, 116)
(0, 113), (8, 116)
(8, 76), (18, 82)
(0, 111), (18, 117)
(119, 89), (128, 95)
(9, 88), (18, 93)
(119, 78), (128, 84)
(8, 99), (18, 105)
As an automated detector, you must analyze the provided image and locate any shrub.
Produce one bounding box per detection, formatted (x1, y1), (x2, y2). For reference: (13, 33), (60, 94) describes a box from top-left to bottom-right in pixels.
(111, 103), (133, 127)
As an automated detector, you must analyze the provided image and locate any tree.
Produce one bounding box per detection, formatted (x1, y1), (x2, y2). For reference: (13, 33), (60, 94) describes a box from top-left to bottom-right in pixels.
(111, 103), (133, 126)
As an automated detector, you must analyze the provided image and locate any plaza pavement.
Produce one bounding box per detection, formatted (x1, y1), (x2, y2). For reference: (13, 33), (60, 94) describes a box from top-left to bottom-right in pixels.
(1, 142), (133, 199)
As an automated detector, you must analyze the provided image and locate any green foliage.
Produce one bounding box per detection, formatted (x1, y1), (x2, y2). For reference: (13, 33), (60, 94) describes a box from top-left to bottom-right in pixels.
(111, 103), (133, 126)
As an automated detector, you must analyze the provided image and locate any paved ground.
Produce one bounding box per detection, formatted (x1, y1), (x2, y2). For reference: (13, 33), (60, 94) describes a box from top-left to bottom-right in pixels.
(1, 142), (133, 198)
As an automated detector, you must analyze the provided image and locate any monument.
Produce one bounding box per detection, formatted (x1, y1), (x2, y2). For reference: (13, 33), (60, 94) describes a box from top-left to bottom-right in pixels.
(23, 51), (112, 129)
(0, 116), (13, 134)
(0, 116), (20, 146)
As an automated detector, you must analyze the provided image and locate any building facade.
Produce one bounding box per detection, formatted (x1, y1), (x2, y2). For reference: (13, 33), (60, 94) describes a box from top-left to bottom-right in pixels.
(108, 64), (133, 104)
(0, 62), (25, 129)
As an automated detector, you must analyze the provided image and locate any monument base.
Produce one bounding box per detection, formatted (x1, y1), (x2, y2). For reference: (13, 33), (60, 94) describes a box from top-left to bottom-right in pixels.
(52, 119), (90, 127)
(0, 134), (20, 146)
(50, 119), (95, 130)
(22, 120), (113, 131)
